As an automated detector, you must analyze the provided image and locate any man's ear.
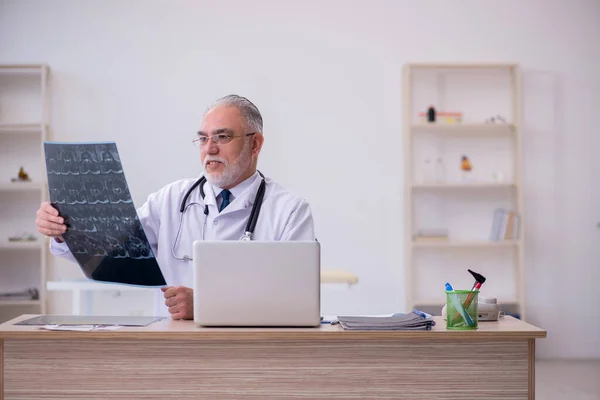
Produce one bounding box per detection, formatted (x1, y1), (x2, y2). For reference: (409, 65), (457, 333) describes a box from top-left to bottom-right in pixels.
(252, 133), (264, 157)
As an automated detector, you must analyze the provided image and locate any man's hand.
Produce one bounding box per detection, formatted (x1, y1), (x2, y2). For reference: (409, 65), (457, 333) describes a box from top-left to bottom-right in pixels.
(162, 286), (194, 320)
(35, 202), (66, 242)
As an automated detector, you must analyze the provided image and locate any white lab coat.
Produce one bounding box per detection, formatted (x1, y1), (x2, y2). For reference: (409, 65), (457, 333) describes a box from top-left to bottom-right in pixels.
(50, 171), (315, 317)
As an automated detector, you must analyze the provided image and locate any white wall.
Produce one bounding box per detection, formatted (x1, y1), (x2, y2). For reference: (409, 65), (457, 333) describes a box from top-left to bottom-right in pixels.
(1, 0), (598, 359)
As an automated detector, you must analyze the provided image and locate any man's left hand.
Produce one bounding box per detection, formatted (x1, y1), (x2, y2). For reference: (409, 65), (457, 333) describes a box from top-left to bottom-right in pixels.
(162, 286), (194, 320)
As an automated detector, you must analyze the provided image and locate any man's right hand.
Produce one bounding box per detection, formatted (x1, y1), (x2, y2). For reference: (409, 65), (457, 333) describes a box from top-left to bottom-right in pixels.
(35, 202), (67, 243)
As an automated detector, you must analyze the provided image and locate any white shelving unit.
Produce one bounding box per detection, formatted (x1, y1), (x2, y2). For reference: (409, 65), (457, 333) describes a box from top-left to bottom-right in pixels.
(403, 63), (525, 319)
(0, 64), (50, 323)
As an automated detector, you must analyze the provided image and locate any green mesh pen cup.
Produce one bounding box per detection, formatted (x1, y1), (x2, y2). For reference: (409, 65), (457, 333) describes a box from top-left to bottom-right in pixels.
(446, 290), (478, 330)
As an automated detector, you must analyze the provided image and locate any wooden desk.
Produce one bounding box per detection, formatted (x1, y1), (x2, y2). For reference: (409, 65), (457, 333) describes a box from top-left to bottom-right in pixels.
(0, 314), (546, 399)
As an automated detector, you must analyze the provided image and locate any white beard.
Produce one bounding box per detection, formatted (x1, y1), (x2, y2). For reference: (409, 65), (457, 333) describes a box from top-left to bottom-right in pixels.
(203, 140), (252, 188)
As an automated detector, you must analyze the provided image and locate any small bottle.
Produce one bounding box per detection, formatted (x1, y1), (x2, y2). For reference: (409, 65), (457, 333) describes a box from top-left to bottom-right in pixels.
(435, 157), (446, 183)
(423, 158), (434, 183)
(427, 106), (436, 123)
(460, 155), (472, 181)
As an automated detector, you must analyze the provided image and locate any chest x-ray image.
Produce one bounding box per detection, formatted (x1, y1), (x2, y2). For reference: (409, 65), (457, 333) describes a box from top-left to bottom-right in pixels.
(44, 142), (166, 286)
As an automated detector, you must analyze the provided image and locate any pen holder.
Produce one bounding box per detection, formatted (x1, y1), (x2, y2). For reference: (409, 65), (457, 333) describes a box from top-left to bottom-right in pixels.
(446, 290), (478, 330)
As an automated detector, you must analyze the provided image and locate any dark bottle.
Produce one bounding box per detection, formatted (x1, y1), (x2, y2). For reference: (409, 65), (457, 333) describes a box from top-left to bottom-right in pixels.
(427, 106), (436, 123)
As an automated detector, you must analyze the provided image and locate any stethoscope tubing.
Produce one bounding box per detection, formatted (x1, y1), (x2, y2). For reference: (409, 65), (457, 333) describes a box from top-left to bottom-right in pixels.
(171, 171), (266, 261)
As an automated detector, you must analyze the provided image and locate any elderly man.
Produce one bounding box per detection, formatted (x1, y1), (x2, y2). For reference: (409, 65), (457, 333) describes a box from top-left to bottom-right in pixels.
(35, 94), (315, 319)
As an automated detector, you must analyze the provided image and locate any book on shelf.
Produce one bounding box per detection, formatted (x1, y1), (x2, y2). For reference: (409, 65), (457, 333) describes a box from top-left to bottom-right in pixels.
(490, 208), (520, 241)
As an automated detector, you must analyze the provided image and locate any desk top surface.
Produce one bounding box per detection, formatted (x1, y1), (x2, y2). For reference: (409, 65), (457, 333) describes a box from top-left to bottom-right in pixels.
(0, 314), (546, 340)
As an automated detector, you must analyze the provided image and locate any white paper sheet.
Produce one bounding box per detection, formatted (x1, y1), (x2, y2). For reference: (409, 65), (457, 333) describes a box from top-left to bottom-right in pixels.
(40, 324), (122, 331)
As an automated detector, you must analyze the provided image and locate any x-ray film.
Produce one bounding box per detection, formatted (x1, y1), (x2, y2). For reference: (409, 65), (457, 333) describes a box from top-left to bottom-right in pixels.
(44, 142), (166, 286)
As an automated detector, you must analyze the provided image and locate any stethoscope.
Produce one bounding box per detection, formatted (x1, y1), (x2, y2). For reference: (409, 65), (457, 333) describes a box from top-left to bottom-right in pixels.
(171, 171), (266, 261)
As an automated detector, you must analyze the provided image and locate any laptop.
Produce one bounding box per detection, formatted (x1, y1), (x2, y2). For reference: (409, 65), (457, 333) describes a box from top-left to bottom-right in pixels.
(192, 241), (321, 327)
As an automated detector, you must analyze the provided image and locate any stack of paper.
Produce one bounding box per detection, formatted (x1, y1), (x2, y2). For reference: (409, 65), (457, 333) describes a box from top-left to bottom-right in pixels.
(333, 310), (435, 331)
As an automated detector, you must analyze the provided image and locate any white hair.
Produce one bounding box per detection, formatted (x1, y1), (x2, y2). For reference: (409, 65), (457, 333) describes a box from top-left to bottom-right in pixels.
(206, 94), (263, 134)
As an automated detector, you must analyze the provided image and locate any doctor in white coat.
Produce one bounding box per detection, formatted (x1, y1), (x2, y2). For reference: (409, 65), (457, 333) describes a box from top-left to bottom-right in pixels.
(35, 94), (315, 319)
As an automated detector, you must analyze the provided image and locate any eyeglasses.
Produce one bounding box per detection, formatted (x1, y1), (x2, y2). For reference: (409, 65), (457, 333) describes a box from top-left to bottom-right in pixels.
(192, 132), (256, 147)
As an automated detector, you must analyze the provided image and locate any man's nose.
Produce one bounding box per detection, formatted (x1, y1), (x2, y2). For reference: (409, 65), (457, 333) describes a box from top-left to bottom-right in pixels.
(205, 139), (219, 154)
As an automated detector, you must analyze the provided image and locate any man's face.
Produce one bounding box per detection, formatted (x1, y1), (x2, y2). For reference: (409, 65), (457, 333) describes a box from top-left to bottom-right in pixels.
(198, 106), (255, 188)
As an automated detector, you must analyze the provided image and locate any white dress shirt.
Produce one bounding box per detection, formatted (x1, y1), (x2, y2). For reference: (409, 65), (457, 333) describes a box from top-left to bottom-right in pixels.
(50, 171), (315, 317)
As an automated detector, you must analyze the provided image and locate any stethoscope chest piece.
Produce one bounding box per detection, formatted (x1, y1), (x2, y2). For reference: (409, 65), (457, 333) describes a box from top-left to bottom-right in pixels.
(240, 232), (252, 241)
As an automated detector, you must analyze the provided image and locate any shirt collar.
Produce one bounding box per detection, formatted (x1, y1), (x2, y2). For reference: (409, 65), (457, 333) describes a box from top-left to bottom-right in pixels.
(212, 171), (259, 199)
(203, 171), (261, 207)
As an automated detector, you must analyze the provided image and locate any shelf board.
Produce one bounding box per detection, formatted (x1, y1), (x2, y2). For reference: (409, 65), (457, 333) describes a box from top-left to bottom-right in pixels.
(0, 299), (40, 306)
(411, 123), (515, 134)
(412, 240), (519, 248)
(0, 65), (48, 76)
(0, 182), (45, 192)
(0, 123), (45, 134)
(0, 240), (44, 250)
(407, 63), (517, 70)
(412, 182), (516, 189)
(0, 64), (48, 70)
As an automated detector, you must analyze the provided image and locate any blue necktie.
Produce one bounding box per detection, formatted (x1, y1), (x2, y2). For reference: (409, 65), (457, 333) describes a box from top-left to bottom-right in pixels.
(219, 189), (231, 212)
